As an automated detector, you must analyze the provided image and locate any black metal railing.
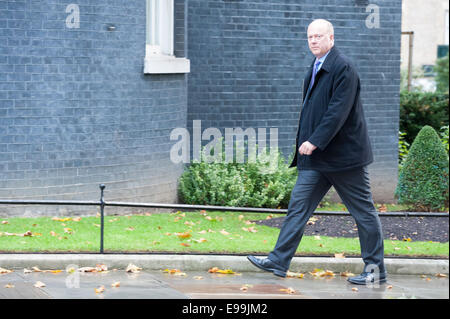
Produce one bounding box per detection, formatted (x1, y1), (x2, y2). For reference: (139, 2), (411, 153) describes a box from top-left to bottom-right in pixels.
(1, 184), (448, 253)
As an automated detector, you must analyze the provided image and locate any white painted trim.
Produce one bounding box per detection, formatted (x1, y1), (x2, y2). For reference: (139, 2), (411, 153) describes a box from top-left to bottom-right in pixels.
(144, 55), (190, 74)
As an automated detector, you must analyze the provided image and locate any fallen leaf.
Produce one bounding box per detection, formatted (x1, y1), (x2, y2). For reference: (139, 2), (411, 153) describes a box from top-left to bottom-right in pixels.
(1, 220), (9, 224)
(314, 235), (321, 240)
(340, 271), (355, 277)
(4, 284), (14, 288)
(176, 231), (192, 239)
(378, 204), (387, 213)
(23, 268), (32, 274)
(34, 281), (46, 288)
(52, 217), (72, 222)
(208, 267), (236, 274)
(94, 285), (105, 294)
(309, 268), (335, 277)
(435, 273), (448, 278)
(286, 271), (305, 278)
(387, 285), (393, 289)
(50, 270), (62, 274)
(0, 267), (13, 274)
(242, 226), (257, 233)
(3, 231), (33, 237)
(96, 264), (108, 272)
(193, 238), (207, 243)
(403, 237), (412, 242)
(125, 263), (142, 273)
(219, 229), (230, 236)
(77, 267), (97, 273)
(63, 228), (73, 234)
(163, 269), (186, 276)
(72, 217), (82, 222)
(193, 276), (203, 280)
(279, 287), (295, 294)
(111, 282), (121, 288)
(125, 227), (135, 231)
(352, 287), (358, 292)
(240, 284), (253, 292)
(307, 216), (318, 225)
(180, 243), (191, 247)
(238, 215), (244, 221)
(334, 253), (345, 259)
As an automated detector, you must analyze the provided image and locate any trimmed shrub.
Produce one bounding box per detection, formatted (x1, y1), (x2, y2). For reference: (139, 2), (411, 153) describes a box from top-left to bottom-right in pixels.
(400, 91), (449, 145)
(178, 145), (297, 209)
(395, 126), (449, 211)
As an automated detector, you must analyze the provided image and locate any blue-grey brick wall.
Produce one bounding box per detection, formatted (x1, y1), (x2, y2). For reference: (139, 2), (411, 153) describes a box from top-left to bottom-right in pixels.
(186, 0), (401, 201)
(0, 0), (187, 216)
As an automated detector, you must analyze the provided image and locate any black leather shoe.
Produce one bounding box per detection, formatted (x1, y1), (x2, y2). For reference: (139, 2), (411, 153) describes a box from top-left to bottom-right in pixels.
(247, 255), (287, 277)
(347, 272), (387, 285)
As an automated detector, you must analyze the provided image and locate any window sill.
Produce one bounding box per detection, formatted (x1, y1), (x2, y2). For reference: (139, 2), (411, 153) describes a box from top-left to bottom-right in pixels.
(144, 55), (190, 74)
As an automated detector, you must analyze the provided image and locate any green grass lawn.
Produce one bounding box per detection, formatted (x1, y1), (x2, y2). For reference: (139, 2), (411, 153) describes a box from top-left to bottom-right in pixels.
(0, 211), (448, 257)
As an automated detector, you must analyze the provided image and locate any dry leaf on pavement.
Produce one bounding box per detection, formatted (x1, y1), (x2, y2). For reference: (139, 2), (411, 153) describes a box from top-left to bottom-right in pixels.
(0, 267), (13, 274)
(126, 263), (142, 273)
(34, 281), (46, 288)
(94, 285), (105, 294)
(340, 271), (355, 277)
(286, 271), (305, 279)
(279, 287), (295, 294)
(208, 267), (236, 274)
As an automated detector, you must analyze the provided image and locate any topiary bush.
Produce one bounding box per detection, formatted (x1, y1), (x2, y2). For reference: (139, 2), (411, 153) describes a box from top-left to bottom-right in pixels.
(395, 125), (449, 212)
(178, 144), (297, 209)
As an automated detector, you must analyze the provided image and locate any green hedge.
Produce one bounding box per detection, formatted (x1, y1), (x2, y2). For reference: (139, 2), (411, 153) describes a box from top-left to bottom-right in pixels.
(178, 146), (297, 209)
(400, 91), (449, 145)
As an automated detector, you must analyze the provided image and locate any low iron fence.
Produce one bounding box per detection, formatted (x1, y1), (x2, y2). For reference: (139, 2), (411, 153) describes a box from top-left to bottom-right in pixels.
(1, 184), (448, 254)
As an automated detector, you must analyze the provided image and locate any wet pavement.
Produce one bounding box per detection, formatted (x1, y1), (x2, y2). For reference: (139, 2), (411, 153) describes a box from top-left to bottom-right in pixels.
(0, 269), (448, 299)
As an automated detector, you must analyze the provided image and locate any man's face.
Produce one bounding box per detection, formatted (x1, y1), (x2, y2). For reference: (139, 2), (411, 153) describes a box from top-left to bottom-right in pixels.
(307, 23), (334, 58)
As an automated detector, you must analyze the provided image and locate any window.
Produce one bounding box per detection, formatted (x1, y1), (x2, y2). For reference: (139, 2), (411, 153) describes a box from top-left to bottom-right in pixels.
(445, 10), (449, 45)
(144, 0), (190, 74)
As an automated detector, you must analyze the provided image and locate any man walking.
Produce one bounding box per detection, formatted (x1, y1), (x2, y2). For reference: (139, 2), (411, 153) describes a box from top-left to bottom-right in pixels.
(247, 19), (386, 285)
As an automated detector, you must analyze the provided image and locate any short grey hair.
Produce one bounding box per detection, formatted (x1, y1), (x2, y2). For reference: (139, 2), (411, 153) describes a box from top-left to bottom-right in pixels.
(308, 19), (334, 35)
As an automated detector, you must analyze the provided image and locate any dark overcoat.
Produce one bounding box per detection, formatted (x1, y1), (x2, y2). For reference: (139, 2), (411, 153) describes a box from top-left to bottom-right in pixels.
(289, 46), (374, 172)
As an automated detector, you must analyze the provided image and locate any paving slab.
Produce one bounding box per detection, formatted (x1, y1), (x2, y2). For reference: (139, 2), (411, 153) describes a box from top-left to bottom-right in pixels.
(0, 269), (447, 299)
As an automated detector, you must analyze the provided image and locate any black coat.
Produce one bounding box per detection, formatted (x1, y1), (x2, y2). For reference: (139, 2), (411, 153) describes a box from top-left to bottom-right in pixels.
(289, 46), (374, 171)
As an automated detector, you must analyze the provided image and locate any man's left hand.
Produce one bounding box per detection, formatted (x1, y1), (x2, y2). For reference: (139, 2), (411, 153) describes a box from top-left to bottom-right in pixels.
(299, 141), (317, 156)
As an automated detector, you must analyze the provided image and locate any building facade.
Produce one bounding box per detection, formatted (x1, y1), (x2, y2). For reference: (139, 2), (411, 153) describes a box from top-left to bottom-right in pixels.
(0, 0), (401, 217)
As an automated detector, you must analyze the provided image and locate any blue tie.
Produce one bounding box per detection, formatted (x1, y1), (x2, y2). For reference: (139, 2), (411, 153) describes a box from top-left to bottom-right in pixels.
(308, 60), (321, 91)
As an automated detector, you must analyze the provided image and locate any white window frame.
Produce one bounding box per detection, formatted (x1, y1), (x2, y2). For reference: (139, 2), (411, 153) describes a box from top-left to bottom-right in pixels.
(144, 0), (190, 74)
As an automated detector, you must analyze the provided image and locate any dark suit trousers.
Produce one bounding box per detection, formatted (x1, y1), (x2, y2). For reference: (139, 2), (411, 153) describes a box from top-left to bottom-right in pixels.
(268, 166), (385, 273)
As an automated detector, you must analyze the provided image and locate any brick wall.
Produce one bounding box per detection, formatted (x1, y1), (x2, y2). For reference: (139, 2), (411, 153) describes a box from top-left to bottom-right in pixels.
(0, 0), (188, 216)
(186, 0), (402, 201)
